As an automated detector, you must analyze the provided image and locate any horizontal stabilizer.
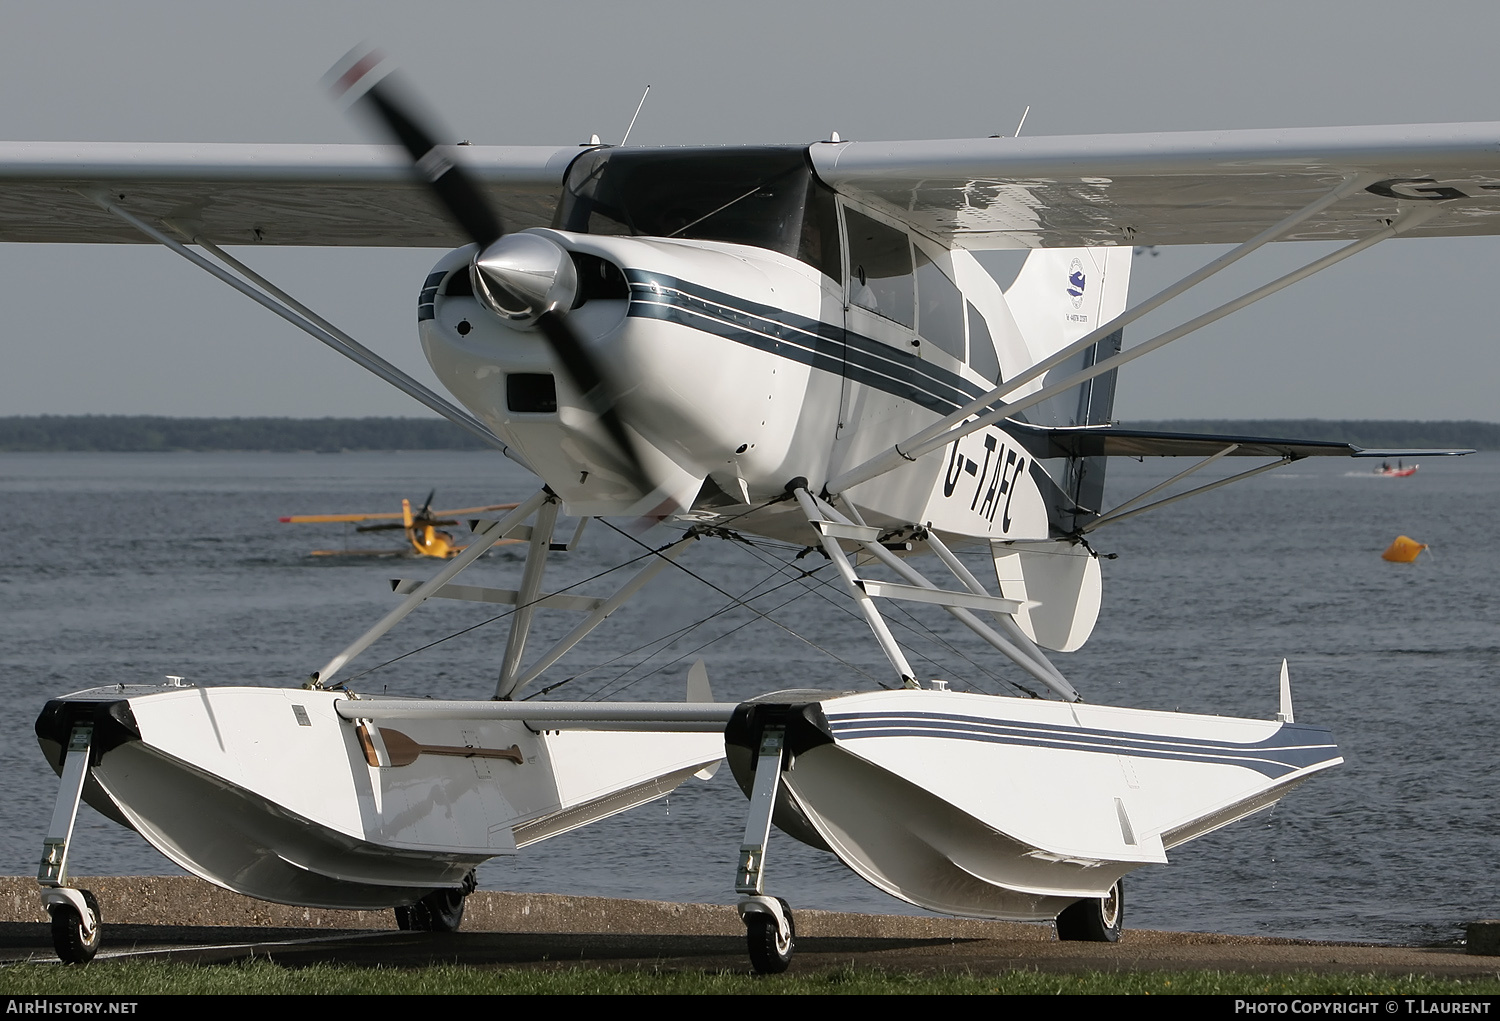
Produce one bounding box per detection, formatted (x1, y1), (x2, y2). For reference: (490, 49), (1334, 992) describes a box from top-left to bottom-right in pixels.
(1006, 422), (1475, 460)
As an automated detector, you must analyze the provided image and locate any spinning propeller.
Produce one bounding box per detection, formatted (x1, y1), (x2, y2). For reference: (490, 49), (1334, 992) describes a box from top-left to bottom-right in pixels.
(331, 50), (650, 495)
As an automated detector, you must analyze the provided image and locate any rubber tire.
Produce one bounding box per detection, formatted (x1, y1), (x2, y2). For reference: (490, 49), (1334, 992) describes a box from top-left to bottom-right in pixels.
(1055, 880), (1123, 942)
(746, 902), (795, 974)
(50, 890), (101, 964)
(394, 888), (466, 932)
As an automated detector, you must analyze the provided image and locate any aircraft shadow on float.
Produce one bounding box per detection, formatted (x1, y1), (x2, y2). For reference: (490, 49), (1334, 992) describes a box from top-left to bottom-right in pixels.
(15, 49), (1477, 970)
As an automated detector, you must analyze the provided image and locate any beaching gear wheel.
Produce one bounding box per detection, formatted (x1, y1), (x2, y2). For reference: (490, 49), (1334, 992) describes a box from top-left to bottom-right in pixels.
(395, 887), (467, 932)
(1055, 879), (1123, 942)
(50, 889), (101, 964)
(746, 898), (795, 974)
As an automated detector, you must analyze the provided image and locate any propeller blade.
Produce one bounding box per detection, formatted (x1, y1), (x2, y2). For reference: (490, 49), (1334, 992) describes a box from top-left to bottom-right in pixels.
(332, 53), (502, 248)
(534, 309), (648, 489)
(332, 53), (655, 502)
(418, 489), (436, 519)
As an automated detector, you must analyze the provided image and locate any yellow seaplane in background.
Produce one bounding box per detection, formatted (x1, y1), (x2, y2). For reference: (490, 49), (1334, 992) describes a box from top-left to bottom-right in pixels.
(280, 492), (519, 558)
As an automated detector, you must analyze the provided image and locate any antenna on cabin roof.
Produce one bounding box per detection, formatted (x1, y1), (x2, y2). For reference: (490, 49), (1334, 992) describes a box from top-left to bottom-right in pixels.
(1013, 105), (1031, 138)
(621, 85), (651, 146)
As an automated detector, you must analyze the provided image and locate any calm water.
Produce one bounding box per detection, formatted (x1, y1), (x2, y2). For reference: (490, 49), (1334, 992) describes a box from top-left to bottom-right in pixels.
(1, 449), (1496, 945)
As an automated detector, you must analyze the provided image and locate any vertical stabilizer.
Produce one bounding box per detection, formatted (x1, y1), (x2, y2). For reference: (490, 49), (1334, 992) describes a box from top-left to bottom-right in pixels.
(986, 247), (1133, 653)
(1004, 246), (1133, 531)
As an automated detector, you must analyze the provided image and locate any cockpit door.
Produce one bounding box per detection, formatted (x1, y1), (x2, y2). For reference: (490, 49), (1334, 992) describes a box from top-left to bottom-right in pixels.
(843, 206), (916, 351)
(838, 204), (917, 445)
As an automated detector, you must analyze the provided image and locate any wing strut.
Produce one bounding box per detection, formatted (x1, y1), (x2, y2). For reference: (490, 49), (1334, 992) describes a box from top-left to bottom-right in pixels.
(827, 182), (1438, 496)
(85, 192), (531, 472)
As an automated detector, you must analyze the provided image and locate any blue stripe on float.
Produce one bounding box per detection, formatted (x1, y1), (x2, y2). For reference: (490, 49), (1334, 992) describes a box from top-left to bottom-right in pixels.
(823, 710), (1339, 779)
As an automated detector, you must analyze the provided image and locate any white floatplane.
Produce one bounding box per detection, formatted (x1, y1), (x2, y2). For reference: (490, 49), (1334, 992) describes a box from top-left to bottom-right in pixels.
(17, 53), (1482, 969)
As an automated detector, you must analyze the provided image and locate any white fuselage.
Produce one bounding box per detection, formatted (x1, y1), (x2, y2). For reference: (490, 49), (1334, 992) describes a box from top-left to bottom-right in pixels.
(419, 228), (1054, 542)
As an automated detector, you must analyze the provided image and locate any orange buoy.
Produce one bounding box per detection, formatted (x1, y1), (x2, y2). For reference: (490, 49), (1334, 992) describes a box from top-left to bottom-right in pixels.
(1382, 535), (1428, 563)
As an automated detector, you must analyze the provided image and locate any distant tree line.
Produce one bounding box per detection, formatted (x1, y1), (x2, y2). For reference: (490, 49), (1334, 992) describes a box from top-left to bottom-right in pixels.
(1123, 419), (1500, 451)
(0, 416), (491, 452)
(1, 415), (1496, 452)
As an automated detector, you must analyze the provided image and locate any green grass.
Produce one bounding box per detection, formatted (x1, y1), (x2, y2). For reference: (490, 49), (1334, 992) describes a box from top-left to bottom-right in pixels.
(3, 962), (1500, 995)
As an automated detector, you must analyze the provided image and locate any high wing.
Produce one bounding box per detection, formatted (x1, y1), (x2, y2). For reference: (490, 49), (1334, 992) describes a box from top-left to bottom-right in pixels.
(6, 123), (1500, 248)
(810, 122), (1500, 248)
(0, 142), (577, 245)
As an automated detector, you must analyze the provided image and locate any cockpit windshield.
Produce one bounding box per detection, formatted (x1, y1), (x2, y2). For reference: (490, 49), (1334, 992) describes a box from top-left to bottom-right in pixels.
(555, 146), (840, 281)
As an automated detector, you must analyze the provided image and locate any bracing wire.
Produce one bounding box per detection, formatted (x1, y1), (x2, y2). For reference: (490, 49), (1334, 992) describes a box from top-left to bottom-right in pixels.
(343, 498), (879, 692)
(709, 524), (1028, 695)
(572, 521), (1023, 701)
(339, 491), (1030, 700)
(538, 558), (844, 701)
(579, 519), (892, 693)
(579, 562), (887, 702)
(340, 541), (669, 684)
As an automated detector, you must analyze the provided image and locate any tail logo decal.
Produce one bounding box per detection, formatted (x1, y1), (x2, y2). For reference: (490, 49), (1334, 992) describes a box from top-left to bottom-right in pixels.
(1066, 258), (1087, 308)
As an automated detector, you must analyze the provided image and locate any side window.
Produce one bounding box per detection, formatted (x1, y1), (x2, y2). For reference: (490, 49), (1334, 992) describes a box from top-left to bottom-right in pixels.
(967, 302), (1001, 384)
(845, 208), (914, 328)
(797, 178), (843, 284)
(915, 249), (964, 360)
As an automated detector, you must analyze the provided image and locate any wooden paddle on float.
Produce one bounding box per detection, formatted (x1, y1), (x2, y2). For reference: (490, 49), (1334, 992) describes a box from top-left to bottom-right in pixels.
(356, 723), (523, 767)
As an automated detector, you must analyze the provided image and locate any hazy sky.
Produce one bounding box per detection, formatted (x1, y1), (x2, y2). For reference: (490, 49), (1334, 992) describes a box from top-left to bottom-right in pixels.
(1, 0), (1497, 422)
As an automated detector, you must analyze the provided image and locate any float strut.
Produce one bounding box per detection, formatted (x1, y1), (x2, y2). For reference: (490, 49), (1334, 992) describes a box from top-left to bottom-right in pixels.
(734, 721), (796, 973)
(735, 723), (785, 897)
(37, 723), (102, 960)
(38, 723), (93, 890)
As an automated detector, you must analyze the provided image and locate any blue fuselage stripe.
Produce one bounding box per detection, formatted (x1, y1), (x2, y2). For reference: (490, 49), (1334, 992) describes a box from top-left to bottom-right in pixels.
(625, 270), (995, 416)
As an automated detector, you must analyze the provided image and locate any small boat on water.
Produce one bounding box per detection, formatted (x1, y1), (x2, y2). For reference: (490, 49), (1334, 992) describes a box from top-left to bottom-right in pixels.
(1376, 461), (1419, 477)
